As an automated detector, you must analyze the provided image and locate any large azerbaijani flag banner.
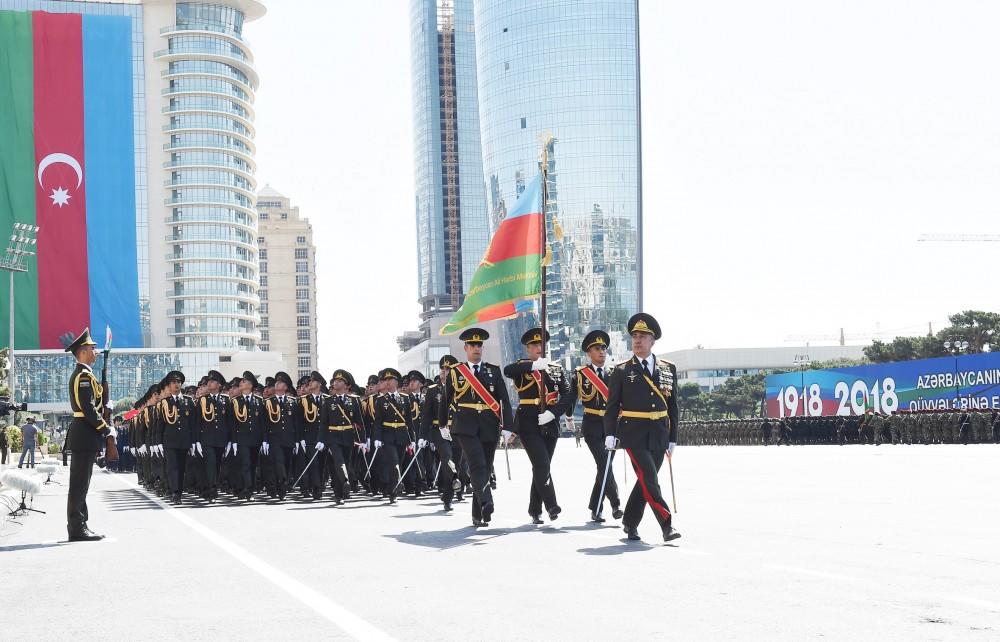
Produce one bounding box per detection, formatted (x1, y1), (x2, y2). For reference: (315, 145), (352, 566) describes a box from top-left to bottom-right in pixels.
(440, 171), (544, 335)
(0, 11), (141, 349)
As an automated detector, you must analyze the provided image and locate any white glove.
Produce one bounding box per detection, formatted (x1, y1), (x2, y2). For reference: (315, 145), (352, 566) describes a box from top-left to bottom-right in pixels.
(232, 443), (238, 455)
(293, 442), (299, 455)
(224, 443), (232, 457)
(156, 445), (164, 457)
(300, 440), (306, 452)
(501, 429), (513, 444)
(430, 443), (436, 452)
(605, 436), (617, 450)
(409, 442), (416, 451)
(538, 410), (556, 425)
(315, 441), (325, 451)
(189, 445), (196, 456)
(439, 427), (452, 441)
(107, 426), (118, 439)
(667, 442), (676, 457)
(531, 357), (551, 371)
(417, 438), (428, 449)
(374, 440), (383, 449)
(565, 416), (576, 430)
(360, 441), (370, 454)
(261, 442), (269, 455)
(195, 442), (203, 457)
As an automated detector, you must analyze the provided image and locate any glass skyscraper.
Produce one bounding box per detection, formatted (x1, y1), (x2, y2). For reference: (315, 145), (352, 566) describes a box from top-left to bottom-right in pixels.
(410, 0), (489, 332)
(474, 0), (642, 368)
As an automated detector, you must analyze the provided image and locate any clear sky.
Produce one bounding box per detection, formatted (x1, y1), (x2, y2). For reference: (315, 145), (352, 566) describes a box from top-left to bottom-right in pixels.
(246, 0), (999, 377)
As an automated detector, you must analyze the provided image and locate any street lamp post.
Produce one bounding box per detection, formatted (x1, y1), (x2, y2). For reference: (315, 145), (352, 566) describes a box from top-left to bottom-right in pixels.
(943, 337), (969, 409)
(0, 223), (40, 403)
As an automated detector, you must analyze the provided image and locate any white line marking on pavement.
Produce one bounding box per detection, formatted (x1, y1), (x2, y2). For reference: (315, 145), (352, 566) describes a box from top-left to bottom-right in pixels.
(111, 476), (396, 642)
(767, 564), (859, 582)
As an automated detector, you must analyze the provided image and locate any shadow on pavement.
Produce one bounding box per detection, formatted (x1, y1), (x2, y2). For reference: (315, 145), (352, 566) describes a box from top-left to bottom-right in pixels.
(577, 541), (658, 555)
(100, 488), (163, 511)
(0, 541), (68, 553)
(384, 523), (538, 550)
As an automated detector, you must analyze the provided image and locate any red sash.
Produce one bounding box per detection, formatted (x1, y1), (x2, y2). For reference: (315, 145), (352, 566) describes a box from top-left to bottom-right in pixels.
(580, 366), (610, 400)
(454, 363), (501, 418)
(530, 370), (557, 405)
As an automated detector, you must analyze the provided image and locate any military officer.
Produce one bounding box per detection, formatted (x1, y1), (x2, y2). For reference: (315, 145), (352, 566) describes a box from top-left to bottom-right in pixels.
(372, 368), (414, 504)
(262, 372), (299, 500)
(504, 327), (570, 523)
(319, 369), (365, 504)
(420, 355), (460, 511)
(405, 370), (431, 494)
(195, 370), (231, 502)
(603, 313), (681, 543)
(439, 328), (513, 527)
(565, 329), (623, 523)
(65, 328), (115, 541)
(231, 371), (264, 501)
(159, 371), (194, 504)
(297, 371), (328, 500)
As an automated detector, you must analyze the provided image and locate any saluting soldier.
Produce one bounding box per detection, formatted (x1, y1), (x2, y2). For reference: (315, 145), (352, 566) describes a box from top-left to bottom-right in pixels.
(603, 313), (681, 543)
(565, 330), (623, 523)
(262, 371), (300, 500)
(64, 328), (116, 541)
(420, 355), (460, 511)
(504, 328), (571, 524)
(319, 369), (366, 504)
(195, 370), (231, 502)
(297, 371), (328, 500)
(231, 371), (264, 501)
(159, 371), (194, 504)
(373, 368), (414, 504)
(440, 328), (513, 527)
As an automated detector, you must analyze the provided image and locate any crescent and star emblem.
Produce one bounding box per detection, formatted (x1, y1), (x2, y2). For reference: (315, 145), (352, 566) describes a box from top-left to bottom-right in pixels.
(37, 152), (84, 208)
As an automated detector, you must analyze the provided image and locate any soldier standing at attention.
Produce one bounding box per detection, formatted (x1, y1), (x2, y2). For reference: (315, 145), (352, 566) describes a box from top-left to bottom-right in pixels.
(319, 369), (365, 504)
(159, 371), (194, 504)
(603, 313), (681, 543)
(65, 328), (115, 541)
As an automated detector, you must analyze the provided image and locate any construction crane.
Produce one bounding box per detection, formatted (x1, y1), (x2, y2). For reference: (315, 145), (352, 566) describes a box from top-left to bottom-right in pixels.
(917, 234), (1000, 242)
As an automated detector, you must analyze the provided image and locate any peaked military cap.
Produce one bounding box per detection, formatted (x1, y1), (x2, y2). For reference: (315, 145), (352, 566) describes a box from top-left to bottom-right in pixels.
(582, 330), (611, 351)
(405, 370), (426, 385)
(459, 328), (489, 344)
(161, 371), (185, 387)
(63, 327), (98, 353)
(332, 369), (352, 384)
(627, 313), (662, 340)
(367, 375), (379, 386)
(240, 371), (260, 389)
(439, 354), (459, 369)
(520, 327), (550, 345)
(274, 371), (294, 389)
(379, 367), (402, 382)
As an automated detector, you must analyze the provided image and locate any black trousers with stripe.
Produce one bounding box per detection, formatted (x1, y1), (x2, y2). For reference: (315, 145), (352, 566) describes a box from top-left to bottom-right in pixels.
(623, 447), (672, 531)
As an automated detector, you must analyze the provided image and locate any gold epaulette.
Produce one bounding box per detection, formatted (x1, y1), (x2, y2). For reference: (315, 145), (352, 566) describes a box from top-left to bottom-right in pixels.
(656, 358), (674, 368)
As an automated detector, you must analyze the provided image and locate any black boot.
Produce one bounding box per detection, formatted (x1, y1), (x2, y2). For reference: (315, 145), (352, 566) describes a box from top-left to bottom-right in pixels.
(624, 524), (641, 541)
(663, 525), (682, 543)
(612, 507), (624, 520)
(547, 505), (561, 521)
(530, 514), (544, 525)
(590, 510), (606, 523)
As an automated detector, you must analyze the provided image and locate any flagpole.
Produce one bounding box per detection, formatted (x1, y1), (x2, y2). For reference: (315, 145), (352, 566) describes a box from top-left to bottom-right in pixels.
(539, 139), (549, 358)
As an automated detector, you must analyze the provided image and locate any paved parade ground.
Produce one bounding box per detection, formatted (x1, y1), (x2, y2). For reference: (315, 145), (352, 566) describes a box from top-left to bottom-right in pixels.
(2, 443), (998, 641)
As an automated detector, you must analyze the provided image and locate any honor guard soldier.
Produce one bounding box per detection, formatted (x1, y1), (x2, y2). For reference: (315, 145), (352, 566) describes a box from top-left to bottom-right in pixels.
(603, 313), (681, 543)
(373, 368), (414, 503)
(504, 328), (570, 524)
(319, 369), (365, 504)
(262, 371), (300, 500)
(565, 330), (624, 523)
(65, 328), (115, 541)
(360, 374), (381, 495)
(440, 328), (513, 527)
(420, 355), (460, 511)
(159, 371), (194, 504)
(405, 370), (431, 494)
(231, 371), (263, 501)
(297, 371), (328, 500)
(195, 370), (231, 502)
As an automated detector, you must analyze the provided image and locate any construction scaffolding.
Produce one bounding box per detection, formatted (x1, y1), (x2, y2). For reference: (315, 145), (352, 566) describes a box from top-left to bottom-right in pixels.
(437, 0), (462, 310)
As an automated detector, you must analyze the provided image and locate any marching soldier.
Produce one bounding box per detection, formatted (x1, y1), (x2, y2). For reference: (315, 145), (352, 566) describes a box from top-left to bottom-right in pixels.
(231, 371), (264, 501)
(64, 328), (115, 541)
(603, 313), (681, 543)
(504, 327), (570, 523)
(159, 371), (194, 504)
(319, 369), (365, 504)
(439, 328), (513, 527)
(405, 370), (431, 494)
(565, 330), (623, 523)
(360, 374), (381, 495)
(373, 368), (414, 504)
(420, 355), (460, 511)
(262, 372), (300, 500)
(298, 371), (328, 500)
(195, 370), (231, 502)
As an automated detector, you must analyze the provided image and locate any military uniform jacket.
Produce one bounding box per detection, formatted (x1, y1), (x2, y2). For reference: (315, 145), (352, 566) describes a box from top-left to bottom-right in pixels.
(231, 394), (263, 446)
(196, 393), (231, 448)
(66, 362), (110, 451)
(158, 395), (195, 449)
(564, 363), (610, 438)
(319, 393), (364, 446)
(503, 359), (570, 434)
(374, 392), (414, 445)
(298, 394), (326, 444)
(419, 383), (448, 442)
(439, 362), (513, 442)
(263, 395), (300, 447)
(603, 355), (678, 450)
(133, 410), (147, 451)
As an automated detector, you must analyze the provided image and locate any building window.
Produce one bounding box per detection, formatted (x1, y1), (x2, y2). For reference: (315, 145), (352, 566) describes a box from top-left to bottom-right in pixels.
(296, 329), (310, 341)
(297, 342), (310, 354)
(520, 117), (526, 129)
(296, 236), (305, 244)
(259, 276), (267, 286)
(260, 316), (268, 326)
(260, 343), (269, 351)
(259, 290), (267, 301)
(294, 248), (308, 259)
(259, 249), (267, 259)
(260, 330), (269, 341)
(295, 275), (309, 286)
(297, 316), (309, 327)
(295, 261), (308, 273)
(259, 262), (267, 273)
(296, 302), (309, 313)
(257, 236), (265, 244)
(259, 303), (268, 313)
(296, 288), (308, 300)
(281, 213), (288, 220)
(297, 356), (311, 368)
(259, 212), (268, 220)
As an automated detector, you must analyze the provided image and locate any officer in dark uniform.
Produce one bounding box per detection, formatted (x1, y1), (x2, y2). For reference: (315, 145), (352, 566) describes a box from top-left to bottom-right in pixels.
(231, 371), (263, 501)
(565, 329), (623, 523)
(360, 374), (381, 495)
(504, 327), (570, 523)
(439, 328), (513, 527)
(373, 368), (414, 503)
(319, 369), (365, 504)
(159, 371), (194, 504)
(65, 328), (114, 541)
(420, 355), (460, 511)
(262, 371), (299, 500)
(195, 370), (231, 502)
(298, 371), (328, 500)
(603, 313), (681, 543)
